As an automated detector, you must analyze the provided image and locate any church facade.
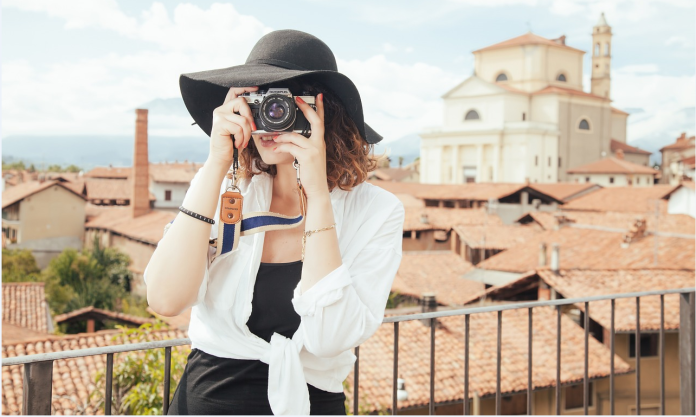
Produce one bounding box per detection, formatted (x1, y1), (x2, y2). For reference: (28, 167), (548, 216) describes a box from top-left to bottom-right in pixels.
(420, 13), (643, 185)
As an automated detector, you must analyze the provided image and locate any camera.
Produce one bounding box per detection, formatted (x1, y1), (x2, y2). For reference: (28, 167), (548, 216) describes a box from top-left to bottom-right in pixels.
(241, 88), (316, 137)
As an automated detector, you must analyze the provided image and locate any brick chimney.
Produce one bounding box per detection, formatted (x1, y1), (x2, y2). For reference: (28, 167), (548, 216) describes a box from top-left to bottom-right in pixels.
(615, 148), (625, 160)
(622, 217), (647, 247)
(420, 293), (437, 327)
(132, 109), (150, 218)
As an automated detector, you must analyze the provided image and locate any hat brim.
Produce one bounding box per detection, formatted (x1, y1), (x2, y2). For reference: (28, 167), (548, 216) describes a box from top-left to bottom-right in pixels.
(179, 63), (382, 144)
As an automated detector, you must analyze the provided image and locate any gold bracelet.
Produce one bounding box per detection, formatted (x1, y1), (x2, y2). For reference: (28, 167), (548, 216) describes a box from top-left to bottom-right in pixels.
(302, 223), (336, 262)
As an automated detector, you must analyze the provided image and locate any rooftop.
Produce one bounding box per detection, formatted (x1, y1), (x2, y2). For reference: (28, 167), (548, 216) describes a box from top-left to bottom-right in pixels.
(472, 32), (584, 54)
(566, 156), (659, 175)
(561, 185), (679, 213)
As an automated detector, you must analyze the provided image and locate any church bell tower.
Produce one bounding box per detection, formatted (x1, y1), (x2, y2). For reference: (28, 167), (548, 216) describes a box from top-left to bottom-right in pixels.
(591, 12), (612, 99)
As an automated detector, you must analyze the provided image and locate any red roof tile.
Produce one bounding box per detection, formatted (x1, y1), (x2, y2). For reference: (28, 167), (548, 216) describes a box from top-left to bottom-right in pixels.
(566, 156), (658, 175)
(346, 306), (631, 412)
(659, 133), (695, 151)
(404, 207), (503, 232)
(369, 168), (417, 182)
(472, 32), (584, 54)
(2, 283), (50, 334)
(84, 178), (156, 201)
(532, 85), (608, 101)
(610, 139), (651, 155)
(561, 185), (679, 213)
(85, 208), (176, 245)
(527, 182), (600, 202)
(392, 252), (481, 306)
(516, 210), (694, 235)
(453, 224), (541, 250)
(611, 107), (629, 116)
(2, 181), (86, 209)
(54, 306), (154, 327)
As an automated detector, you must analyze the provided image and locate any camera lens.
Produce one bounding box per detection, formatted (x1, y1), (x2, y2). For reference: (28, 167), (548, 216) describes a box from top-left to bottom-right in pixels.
(267, 102), (286, 120)
(259, 94), (296, 131)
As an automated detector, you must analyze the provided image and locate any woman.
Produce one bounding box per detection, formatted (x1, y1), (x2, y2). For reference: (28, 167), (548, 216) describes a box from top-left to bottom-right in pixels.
(144, 29), (404, 415)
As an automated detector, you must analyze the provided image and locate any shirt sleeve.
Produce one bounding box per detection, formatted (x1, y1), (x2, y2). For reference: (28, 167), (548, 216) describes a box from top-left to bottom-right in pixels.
(142, 167), (214, 307)
(290, 193), (405, 358)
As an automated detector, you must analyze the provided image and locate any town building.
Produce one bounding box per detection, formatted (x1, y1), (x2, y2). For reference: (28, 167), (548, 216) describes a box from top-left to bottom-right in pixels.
(659, 132), (695, 185)
(565, 149), (659, 187)
(420, 13), (651, 185)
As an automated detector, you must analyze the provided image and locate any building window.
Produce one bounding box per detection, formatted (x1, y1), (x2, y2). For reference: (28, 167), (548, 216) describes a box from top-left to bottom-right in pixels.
(463, 166), (476, 183)
(522, 112), (526, 121)
(629, 333), (659, 357)
(548, 156), (551, 167)
(464, 110), (480, 120)
(636, 177), (640, 184)
(495, 73), (508, 82)
(165, 190), (172, 201)
(565, 382), (593, 409)
(535, 155), (538, 166)
(594, 43), (600, 56)
(557, 73), (567, 82)
(604, 42), (610, 56)
(578, 119), (590, 130)
(585, 177), (590, 183)
(609, 177), (614, 184)
(558, 157), (562, 168)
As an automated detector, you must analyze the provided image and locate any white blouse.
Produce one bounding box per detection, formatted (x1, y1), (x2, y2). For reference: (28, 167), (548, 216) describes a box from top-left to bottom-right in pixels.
(144, 168), (405, 415)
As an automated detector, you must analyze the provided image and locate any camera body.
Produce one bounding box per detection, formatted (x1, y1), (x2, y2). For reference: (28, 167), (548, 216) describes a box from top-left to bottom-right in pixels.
(241, 88), (316, 137)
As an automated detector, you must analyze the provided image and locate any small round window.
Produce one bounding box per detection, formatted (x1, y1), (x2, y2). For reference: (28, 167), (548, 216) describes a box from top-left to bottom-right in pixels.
(495, 73), (508, 82)
(557, 73), (567, 82)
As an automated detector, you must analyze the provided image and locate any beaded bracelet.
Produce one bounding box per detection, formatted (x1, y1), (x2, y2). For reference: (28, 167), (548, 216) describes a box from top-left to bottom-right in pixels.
(179, 205), (215, 225)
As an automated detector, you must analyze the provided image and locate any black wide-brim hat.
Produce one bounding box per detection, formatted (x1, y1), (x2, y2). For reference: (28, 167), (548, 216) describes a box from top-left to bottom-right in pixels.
(180, 29), (382, 144)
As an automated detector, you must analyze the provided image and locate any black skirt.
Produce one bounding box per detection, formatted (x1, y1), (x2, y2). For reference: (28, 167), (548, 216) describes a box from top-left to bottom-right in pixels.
(167, 261), (347, 415)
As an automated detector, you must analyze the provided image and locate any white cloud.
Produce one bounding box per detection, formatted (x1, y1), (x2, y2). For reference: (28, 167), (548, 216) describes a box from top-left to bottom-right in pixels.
(666, 36), (690, 47)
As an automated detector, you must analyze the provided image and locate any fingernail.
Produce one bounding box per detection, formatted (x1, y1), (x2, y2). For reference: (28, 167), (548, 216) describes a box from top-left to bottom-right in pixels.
(296, 96), (305, 104)
(252, 121), (257, 130)
(319, 93), (323, 102)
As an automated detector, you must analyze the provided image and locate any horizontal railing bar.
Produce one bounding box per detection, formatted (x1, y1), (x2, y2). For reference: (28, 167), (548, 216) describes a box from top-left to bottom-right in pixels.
(382, 287), (695, 323)
(2, 338), (191, 366)
(4, 287), (694, 367)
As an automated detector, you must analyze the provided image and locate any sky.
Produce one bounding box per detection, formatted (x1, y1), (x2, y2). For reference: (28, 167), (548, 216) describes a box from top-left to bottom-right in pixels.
(2, 0), (694, 150)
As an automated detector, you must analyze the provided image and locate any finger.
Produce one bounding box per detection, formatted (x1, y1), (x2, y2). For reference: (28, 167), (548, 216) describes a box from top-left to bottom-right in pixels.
(223, 86), (259, 105)
(273, 132), (311, 149)
(230, 98), (257, 147)
(295, 96), (323, 134)
(213, 119), (244, 148)
(316, 93), (325, 122)
(221, 113), (252, 148)
(272, 142), (307, 159)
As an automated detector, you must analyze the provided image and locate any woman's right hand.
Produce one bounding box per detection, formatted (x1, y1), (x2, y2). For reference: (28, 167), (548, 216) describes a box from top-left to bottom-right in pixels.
(209, 86), (259, 167)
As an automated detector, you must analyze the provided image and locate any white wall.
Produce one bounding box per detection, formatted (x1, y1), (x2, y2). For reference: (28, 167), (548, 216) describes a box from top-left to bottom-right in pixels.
(668, 186), (696, 218)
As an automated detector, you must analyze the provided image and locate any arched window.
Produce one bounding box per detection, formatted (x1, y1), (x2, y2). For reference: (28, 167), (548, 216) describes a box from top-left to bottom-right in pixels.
(604, 42), (610, 56)
(578, 119), (590, 130)
(465, 110), (480, 120)
(495, 73), (508, 82)
(557, 73), (567, 82)
(594, 43), (600, 56)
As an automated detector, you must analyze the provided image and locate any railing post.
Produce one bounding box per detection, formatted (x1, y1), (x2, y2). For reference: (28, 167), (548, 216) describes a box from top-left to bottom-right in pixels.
(393, 322), (398, 415)
(163, 347), (172, 415)
(22, 360), (53, 415)
(680, 291), (695, 415)
(105, 353), (113, 415)
(354, 346), (360, 415)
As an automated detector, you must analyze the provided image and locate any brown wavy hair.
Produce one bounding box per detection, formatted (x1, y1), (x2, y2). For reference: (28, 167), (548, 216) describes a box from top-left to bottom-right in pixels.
(239, 79), (385, 192)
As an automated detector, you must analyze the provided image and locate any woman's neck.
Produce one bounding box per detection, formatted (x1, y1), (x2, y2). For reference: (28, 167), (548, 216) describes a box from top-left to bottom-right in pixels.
(272, 161), (298, 200)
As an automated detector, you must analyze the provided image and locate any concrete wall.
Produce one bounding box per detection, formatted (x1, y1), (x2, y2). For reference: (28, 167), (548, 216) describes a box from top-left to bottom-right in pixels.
(568, 173), (654, 187)
(18, 184), (85, 243)
(151, 180), (189, 210)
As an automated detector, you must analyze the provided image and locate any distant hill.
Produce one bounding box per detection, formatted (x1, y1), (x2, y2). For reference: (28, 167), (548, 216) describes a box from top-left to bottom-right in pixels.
(375, 133), (421, 167)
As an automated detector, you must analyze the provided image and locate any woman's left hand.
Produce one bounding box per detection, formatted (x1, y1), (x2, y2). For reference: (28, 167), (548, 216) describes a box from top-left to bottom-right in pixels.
(272, 93), (328, 198)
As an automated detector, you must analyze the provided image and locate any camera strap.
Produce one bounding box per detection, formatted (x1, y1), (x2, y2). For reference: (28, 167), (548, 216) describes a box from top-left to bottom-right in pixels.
(210, 148), (307, 261)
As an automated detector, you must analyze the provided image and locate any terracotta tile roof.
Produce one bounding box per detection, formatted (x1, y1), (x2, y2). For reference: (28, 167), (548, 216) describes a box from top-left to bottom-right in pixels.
(681, 155), (696, 168)
(561, 185), (679, 213)
(611, 107), (629, 116)
(659, 133), (695, 151)
(346, 306), (631, 412)
(368, 179), (433, 197)
(392, 252), (481, 306)
(404, 207), (503, 231)
(146, 307), (191, 331)
(610, 139), (651, 155)
(537, 268), (695, 332)
(1, 322), (50, 344)
(453, 224), (541, 250)
(472, 32), (584, 54)
(2, 180), (87, 209)
(415, 183), (528, 201)
(84, 166), (131, 179)
(527, 182), (599, 202)
(2, 327), (188, 415)
(54, 306), (154, 327)
(494, 82), (527, 94)
(85, 208), (176, 245)
(1, 170), (38, 187)
(566, 156), (658, 175)
(2, 283), (50, 334)
(532, 85), (608, 101)
(475, 225), (694, 273)
(369, 168), (417, 182)
(84, 178), (156, 201)
(516, 210), (694, 235)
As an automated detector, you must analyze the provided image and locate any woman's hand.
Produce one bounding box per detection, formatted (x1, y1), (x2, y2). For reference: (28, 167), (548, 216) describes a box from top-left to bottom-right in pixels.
(272, 93), (328, 198)
(208, 86), (258, 168)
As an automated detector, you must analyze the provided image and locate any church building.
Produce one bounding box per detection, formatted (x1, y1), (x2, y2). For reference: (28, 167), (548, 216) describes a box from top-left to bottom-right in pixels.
(420, 13), (650, 184)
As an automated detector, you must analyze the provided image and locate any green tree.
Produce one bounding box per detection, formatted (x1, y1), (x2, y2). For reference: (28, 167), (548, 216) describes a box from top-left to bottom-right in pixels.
(1, 159), (26, 171)
(64, 164), (82, 173)
(47, 164), (63, 172)
(92, 322), (189, 415)
(1, 249), (41, 282)
(42, 235), (133, 318)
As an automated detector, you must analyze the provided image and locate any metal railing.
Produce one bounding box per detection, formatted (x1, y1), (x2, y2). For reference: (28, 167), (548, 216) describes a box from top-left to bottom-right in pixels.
(3, 287), (695, 415)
